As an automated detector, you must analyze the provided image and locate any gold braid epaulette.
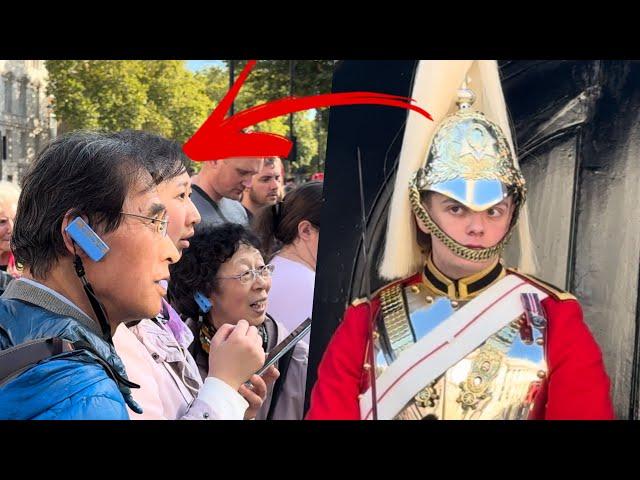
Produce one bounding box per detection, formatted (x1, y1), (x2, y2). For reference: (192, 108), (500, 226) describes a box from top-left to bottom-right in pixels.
(506, 268), (577, 301)
(351, 277), (416, 357)
(350, 274), (417, 307)
(379, 283), (414, 354)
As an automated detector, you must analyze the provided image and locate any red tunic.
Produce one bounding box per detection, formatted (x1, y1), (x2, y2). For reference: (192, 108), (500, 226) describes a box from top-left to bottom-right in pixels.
(306, 273), (615, 420)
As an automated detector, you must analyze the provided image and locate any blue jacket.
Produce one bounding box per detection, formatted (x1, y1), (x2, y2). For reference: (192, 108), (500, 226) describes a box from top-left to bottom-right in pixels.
(0, 280), (142, 419)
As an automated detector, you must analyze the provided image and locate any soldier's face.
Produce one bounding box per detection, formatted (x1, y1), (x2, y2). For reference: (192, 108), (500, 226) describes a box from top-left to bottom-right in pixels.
(418, 191), (514, 275)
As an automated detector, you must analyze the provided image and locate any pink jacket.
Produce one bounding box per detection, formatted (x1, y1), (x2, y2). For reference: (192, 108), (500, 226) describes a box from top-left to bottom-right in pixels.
(113, 301), (248, 420)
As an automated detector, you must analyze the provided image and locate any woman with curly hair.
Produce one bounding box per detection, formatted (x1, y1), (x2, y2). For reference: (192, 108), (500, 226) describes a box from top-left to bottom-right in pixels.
(168, 223), (308, 420)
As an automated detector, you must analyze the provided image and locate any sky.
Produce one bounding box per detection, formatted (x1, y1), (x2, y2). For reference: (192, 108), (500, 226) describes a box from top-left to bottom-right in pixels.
(186, 60), (224, 71)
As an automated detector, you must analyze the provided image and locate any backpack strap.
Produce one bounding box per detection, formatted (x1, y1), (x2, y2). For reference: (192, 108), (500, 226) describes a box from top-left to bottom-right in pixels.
(0, 337), (140, 390)
(0, 337), (74, 387)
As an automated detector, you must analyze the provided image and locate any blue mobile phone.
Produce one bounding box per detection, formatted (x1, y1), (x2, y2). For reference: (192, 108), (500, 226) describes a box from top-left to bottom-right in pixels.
(193, 292), (211, 313)
(65, 217), (110, 262)
(194, 291), (212, 313)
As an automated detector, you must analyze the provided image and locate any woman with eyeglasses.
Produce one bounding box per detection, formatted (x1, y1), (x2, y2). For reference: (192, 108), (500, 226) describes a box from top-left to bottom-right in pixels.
(168, 223), (309, 420)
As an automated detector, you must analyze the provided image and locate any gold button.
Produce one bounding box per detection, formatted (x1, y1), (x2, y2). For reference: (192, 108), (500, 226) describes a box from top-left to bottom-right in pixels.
(451, 300), (459, 308)
(363, 363), (371, 371)
(536, 337), (544, 345)
(372, 331), (380, 340)
(537, 370), (546, 379)
(410, 285), (420, 294)
(425, 296), (434, 304)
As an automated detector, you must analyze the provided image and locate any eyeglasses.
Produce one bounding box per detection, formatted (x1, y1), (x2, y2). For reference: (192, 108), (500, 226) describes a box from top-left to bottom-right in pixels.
(121, 212), (169, 237)
(217, 264), (275, 284)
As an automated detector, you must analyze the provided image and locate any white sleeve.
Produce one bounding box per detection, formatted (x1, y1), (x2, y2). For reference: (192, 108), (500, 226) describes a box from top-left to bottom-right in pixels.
(181, 377), (249, 420)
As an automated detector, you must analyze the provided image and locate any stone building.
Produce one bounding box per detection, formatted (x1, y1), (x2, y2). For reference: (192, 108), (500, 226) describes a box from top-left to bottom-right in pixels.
(0, 60), (57, 184)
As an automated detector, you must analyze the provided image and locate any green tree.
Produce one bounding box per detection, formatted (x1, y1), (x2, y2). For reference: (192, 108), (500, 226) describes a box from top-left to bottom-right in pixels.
(194, 66), (229, 105)
(292, 112), (318, 174)
(142, 61), (211, 142)
(207, 60), (335, 173)
(247, 60), (334, 174)
(46, 60), (335, 175)
(46, 60), (149, 133)
(46, 60), (211, 143)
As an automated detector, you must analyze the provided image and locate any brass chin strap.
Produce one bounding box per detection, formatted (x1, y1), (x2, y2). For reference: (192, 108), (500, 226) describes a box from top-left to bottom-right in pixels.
(408, 185), (518, 262)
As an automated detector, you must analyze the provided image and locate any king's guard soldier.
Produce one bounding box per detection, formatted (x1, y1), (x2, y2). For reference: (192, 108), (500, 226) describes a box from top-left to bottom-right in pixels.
(306, 60), (614, 420)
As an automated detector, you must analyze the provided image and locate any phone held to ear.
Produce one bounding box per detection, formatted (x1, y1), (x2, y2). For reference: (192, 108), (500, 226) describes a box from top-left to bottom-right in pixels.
(65, 217), (110, 262)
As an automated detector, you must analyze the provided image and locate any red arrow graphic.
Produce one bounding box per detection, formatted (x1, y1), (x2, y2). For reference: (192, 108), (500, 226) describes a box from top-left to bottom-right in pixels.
(183, 60), (432, 161)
